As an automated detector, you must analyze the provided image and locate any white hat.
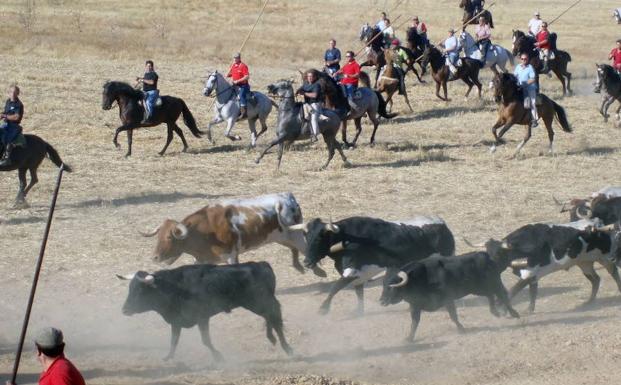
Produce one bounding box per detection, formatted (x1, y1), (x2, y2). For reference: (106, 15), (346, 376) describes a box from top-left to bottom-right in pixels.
(534, 10), (540, 16)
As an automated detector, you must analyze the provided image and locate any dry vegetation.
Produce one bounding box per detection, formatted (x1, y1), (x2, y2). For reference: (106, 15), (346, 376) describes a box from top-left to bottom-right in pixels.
(1, 0), (621, 384)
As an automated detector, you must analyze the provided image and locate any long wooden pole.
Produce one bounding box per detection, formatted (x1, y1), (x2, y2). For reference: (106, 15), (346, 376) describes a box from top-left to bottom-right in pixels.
(356, 14), (402, 57)
(238, 0), (270, 54)
(9, 166), (65, 385)
(461, 2), (496, 30)
(548, 0), (582, 26)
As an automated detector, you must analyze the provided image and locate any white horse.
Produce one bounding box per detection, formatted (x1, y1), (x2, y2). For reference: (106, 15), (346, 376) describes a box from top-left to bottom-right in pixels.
(203, 71), (274, 147)
(459, 30), (514, 75)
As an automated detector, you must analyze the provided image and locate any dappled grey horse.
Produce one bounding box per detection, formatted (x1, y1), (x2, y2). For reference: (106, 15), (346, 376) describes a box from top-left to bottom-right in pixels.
(255, 80), (349, 170)
(203, 71), (273, 147)
(459, 31), (514, 76)
(342, 87), (384, 148)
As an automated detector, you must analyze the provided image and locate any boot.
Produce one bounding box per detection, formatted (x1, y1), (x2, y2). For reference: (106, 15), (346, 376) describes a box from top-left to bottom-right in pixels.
(237, 106), (247, 121)
(0, 144), (14, 167)
(141, 111), (152, 125)
(542, 59), (549, 74)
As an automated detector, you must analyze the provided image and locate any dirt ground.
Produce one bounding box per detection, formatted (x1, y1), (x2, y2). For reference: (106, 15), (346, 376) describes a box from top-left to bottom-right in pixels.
(1, 1), (621, 384)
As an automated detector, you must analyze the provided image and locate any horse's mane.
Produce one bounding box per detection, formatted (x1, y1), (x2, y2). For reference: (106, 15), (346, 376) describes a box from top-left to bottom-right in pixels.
(600, 64), (619, 80)
(104, 81), (143, 99)
(497, 73), (522, 102)
(305, 69), (350, 113)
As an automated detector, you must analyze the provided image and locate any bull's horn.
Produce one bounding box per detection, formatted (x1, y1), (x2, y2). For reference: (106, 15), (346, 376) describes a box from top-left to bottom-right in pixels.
(116, 273), (135, 281)
(595, 224), (616, 232)
(389, 271), (409, 288)
(552, 195), (566, 207)
(510, 260), (528, 269)
(288, 223), (308, 232)
(463, 237), (486, 248)
(139, 225), (160, 237)
(325, 218), (340, 233)
(329, 242), (345, 253)
(172, 223), (189, 240)
(137, 274), (155, 284)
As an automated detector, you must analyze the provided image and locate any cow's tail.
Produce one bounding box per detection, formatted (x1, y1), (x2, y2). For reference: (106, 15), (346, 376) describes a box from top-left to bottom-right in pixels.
(550, 98), (572, 133)
(376, 91), (398, 119)
(46, 143), (72, 172)
(258, 261), (278, 295)
(181, 100), (204, 138)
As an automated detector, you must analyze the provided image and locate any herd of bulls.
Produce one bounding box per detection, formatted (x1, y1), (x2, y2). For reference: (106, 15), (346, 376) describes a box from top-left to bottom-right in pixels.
(116, 189), (621, 361)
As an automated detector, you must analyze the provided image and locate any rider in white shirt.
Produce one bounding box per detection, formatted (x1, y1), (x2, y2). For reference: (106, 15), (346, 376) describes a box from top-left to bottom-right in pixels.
(528, 11), (543, 36)
(444, 28), (460, 78)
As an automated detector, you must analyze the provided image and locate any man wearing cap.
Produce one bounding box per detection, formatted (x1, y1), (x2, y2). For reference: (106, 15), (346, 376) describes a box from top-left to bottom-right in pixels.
(609, 39), (621, 72)
(528, 11), (543, 36)
(514, 53), (539, 128)
(534, 22), (551, 73)
(411, 16), (428, 48)
(34, 327), (85, 385)
(337, 51), (361, 101)
(227, 52), (250, 120)
(444, 28), (460, 79)
(389, 39), (408, 95)
(475, 16), (492, 65)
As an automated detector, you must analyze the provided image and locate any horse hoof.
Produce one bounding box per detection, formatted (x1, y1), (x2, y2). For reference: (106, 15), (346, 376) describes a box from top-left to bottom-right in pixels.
(113, 142), (120, 149)
(490, 145), (497, 153)
(343, 161), (352, 168)
(13, 201), (29, 209)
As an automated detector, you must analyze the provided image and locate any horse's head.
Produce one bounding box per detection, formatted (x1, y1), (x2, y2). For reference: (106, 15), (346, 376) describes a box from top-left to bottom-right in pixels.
(267, 79), (294, 99)
(511, 30), (529, 56)
(459, 0), (469, 9)
(493, 73), (519, 103)
(203, 71), (219, 97)
(102, 81), (119, 110)
(420, 45), (435, 69)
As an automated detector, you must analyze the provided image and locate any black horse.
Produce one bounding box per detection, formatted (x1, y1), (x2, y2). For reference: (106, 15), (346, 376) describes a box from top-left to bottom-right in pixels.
(459, 0), (494, 28)
(0, 135), (71, 206)
(512, 30), (572, 95)
(101, 81), (203, 157)
(421, 45), (482, 101)
(594, 64), (621, 122)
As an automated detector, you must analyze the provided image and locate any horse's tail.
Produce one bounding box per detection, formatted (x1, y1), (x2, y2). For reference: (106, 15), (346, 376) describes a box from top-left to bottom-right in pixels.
(181, 101), (203, 138)
(46, 143), (72, 172)
(359, 71), (371, 88)
(550, 98), (572, 133)
(375, 91), (398, 119)
(558, 50), (572, 62)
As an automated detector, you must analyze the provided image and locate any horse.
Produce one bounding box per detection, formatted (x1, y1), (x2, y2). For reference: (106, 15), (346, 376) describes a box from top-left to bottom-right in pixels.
(202, 71), (275, 147)
(421, 45), (483, 101)
(594, 64), (621, 123)
(397, 45), (427, 83)
(300, 69), (397, 148)
(489, 72), (572, 158)
(0, 134), (71, 207)
(512, 30), (572, 95)
(378, 51), (414, 112)
(255, 80), (349, 170)
(459, 0), (494, 28)
(359, 23), (387, 87)
(459, 30), (514, 76)
(102, 81), (203, 157)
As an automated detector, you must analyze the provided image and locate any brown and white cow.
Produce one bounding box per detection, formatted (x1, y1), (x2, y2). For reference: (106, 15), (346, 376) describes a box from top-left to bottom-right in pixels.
(141, 193), (326, 277)
(556, 186), (621, 221)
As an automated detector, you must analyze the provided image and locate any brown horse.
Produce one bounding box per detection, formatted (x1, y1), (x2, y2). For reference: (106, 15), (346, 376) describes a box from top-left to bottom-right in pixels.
(459, 0), (494, 27)
(377, 50), (414, 112)
(490, 73), (572, 158)
(421, 45), (482, 101)
(512, 30), (572, 95)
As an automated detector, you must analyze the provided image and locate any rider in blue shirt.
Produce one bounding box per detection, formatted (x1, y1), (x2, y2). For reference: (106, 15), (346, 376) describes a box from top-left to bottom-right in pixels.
(136, 60), (159, 124)
(324, 39), (341, 78)
(0, 85), (24, 167)
(514, 54), (539, 128)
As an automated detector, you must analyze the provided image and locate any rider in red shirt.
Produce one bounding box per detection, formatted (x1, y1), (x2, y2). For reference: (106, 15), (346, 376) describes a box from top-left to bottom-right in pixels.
(535, 22), (551, 73)
(609, 39), (621, 72)
(227, 52), (250, 120)
(337, 51), (361, 100)
(35, 328), (85, 385)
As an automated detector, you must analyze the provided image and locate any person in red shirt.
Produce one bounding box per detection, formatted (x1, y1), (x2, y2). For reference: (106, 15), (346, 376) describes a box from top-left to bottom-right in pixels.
(337, 51), (361, 100)
(535, 22), (551, 73)
(26, 327), (85, 385)
(226, 52), (250, 120)
(609, 39), (621, 72)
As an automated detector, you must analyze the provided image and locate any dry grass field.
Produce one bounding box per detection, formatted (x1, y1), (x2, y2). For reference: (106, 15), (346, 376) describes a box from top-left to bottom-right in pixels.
(1, 0), (621, 384)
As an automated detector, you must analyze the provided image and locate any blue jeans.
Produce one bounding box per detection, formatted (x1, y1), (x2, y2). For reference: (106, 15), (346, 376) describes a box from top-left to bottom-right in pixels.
(447, 52), (459, 66)
(344, 84), (357, 98)
(479, 39), (491, 62)
(237, 84), (250, 107)
(0, 121), (21, 145)
(144, 90), (159, 119)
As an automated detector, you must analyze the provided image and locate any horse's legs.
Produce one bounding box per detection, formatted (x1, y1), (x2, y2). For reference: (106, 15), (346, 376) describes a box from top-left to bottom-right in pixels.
(542, 109), (555, 154)
(462, 77), (474, 98)
(434, 80), (445, 101)
(333, 134), (350, 166)
(341, 120), (351, 148)
(351, 118), (363, 146)
(15, 168), (27, 204)
(159, 124), (175, 156)
(23, 167), (39, 195)
(112, 124), (136, 154)
(442, 80), (449, 101)
(206, 115), (224, 143)
(401, 88), (414, 112)
(225, 117), (241, 141)
(552, 68), (567, 96)
(385, 91), (395, 113)
(374, 66), (381, 88)
(256, 135), (286, 164)
(473, 76), (483, 99)
(603, 97), (615, 122)
(320, 134), (336, 171)
(512, 125), (533, 158)
(125, 129), (134, 157)
(276, 142), (285, 170)
(171, 123), (189, 153)
(368, 112), (381, 145)
(256, 116), (268, 140)
(248, 118), (259, 148)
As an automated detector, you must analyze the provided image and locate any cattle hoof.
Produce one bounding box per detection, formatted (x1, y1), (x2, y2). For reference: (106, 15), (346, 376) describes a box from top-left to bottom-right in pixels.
(12, 200), (29, 209)
(162, 354), (174, 362)
(318, 305), (330, 315)
(158, 151), (165, 156)
(457, 326), (466, 334)
(283, 345), (294, 356)
(212, 351), (224, 362)
(113, 141), (120, 149)
(312, 266), (328, 278)
(182, 147), (188, 153)
(293, 264), (305, 274)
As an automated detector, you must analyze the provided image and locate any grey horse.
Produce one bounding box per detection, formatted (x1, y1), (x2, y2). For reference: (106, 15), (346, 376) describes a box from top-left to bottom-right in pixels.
(255, 80), (349, 170)
(203, 70), (274, 147)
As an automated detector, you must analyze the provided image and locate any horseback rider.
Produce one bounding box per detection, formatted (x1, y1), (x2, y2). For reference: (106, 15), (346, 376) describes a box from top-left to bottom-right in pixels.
(444, 28), (460, 79)
(0, 85), (24, 167)
(296, 70), (324, 142)
(471, 0), (485, 15)
(136, 60), (158, 124)
(324, 39), (341, 78)
(337, 51), (361, 101)
(389, 39), (408, 95)
(376, 12), (388, 30)
(609, 39), (621, 73)
(528, 11), (543, 36)
(534, 22), (551, 73)
(410, 16), (428, 48)
(382, 18), (395, 48)
(514, 53), (539, 128)
(227, 52), (250, 120)
(475, 16), (492, 65)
